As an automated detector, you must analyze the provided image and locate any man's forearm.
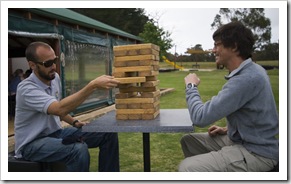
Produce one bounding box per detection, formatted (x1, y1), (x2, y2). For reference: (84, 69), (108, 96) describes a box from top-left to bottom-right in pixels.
(48, 82), (95, 117)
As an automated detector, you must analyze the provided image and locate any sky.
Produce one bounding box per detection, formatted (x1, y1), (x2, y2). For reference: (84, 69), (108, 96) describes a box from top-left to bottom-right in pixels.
(144, 8), (279, 55)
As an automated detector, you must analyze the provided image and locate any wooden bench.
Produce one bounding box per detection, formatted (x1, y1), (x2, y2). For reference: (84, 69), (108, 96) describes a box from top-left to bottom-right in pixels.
(192, 64), (200, 68)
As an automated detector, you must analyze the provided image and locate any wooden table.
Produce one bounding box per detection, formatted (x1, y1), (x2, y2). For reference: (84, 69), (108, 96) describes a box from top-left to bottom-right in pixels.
(82, 109), (194, 172)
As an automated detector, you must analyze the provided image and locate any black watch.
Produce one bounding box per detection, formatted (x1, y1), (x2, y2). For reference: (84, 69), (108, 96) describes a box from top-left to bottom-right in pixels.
(72, 119), (79, 127)
(186, 83), (197, 89)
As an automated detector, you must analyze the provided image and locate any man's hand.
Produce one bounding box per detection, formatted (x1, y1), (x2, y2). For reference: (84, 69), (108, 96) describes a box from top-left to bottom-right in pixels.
(184, 73), (200, 86)
(73, 120), (87, 128)
(208, 125), (228, 137)
(91, 75), (120, 89)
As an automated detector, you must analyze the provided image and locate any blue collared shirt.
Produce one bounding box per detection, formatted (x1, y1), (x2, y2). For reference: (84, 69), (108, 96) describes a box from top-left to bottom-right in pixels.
(14, 72), (63, 158)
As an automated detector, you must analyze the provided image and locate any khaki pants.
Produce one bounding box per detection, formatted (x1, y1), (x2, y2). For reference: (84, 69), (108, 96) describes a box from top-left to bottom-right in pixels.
(179, 133), (277, 172)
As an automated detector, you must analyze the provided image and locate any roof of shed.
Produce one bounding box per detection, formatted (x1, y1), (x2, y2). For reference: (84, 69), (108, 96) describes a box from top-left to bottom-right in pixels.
(26, 8), (143, 41)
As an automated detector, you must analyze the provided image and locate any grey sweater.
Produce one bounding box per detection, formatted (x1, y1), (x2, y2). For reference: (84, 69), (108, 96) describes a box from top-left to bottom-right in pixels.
(186, 58), (279, 161)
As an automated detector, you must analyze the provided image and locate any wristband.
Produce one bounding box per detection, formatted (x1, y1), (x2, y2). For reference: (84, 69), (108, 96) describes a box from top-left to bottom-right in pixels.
(72, 119), (79, 127)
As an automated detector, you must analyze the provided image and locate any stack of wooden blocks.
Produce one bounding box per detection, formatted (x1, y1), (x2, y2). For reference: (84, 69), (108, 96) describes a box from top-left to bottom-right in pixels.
(113, 43), (160, 120)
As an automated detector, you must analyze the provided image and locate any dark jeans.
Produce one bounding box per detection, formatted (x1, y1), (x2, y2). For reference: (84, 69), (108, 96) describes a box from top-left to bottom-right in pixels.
(22, 127), (120, 172)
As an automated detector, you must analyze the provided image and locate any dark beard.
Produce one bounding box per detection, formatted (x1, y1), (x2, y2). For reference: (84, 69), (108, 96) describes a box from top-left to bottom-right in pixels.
(37, 65), (56, 81)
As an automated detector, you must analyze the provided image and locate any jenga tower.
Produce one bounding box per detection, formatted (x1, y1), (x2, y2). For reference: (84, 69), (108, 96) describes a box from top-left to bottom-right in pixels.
(113, 43), (160, 120)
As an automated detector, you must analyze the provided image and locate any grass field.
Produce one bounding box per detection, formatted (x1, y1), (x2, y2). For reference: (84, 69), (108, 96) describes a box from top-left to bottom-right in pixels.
(88, 61), (279, 172)
(159, 60), (279, 69)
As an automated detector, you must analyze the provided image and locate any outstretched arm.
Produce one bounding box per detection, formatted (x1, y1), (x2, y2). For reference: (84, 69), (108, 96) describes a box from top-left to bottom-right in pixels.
(48, 75), (120, 117)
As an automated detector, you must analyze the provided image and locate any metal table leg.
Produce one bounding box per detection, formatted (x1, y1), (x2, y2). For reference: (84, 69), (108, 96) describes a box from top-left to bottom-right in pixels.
(143, 133), (150, 172)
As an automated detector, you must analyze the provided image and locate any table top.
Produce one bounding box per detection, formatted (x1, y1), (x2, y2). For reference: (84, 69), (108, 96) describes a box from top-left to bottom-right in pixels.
(82, 109), (194, 133)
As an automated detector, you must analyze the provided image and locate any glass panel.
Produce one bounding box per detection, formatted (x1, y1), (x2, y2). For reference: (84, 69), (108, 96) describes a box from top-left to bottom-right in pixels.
(63, 40), (111, 106)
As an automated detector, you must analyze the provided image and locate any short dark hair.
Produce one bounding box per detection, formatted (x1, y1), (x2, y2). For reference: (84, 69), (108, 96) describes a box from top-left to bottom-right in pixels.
(25, 42), (51, 62)
(212, 21), (255, 60)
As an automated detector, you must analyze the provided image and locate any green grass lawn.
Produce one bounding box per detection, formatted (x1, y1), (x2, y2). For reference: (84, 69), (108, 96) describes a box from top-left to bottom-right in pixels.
(88, 62), (279, 172)
(159, 60), (279, 69)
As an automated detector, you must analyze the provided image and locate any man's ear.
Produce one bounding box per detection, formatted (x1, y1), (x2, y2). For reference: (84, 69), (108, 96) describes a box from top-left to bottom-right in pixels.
(231, 43), (239, 53)
(28, 61), (36, 70)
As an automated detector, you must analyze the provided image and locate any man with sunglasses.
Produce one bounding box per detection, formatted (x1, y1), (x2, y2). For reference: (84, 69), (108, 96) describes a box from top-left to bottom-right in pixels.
(14, 41), (120, 172)
(179, 21), (279, 172)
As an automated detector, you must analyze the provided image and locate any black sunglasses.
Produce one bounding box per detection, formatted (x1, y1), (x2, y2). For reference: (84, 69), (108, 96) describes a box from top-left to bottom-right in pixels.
(35, 56), (58, 68)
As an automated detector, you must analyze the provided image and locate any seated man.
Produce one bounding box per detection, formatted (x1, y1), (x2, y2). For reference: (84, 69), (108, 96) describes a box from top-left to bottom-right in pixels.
(180, 21), (278, 172)
(14, 41), (120, 172)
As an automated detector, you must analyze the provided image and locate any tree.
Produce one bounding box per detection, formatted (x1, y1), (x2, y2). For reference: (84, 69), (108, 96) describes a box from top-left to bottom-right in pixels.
(211, 8), (271, 50)
(69, 8), (149, 36)
(253, 42), (279, 61)
(187, 44), (204, 62)
(70, 8), (173, 58)
(139, 20), (173, 58)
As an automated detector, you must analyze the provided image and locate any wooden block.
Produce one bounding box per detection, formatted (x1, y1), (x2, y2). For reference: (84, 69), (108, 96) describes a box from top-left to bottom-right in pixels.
(114, 55), (158, 62)
(116, 111), (160, 120)
(115, 104), (128, 109)
(141, 101), (160, 109)
(114, 70), (159, 77)
(113, 72), (137, 78)
(138, 48), (159, 55)
(140, 91), (160, 98)
(142, 110), (160, 120)
(126, 61), (142, 66)
(116, 108), (157, 115)
(114, 60), (159, 68)
(128, 103), (141, 109)
(146, 76), (158, 81)
(115, 97), (155, 104)
(113, 50), (127, 57)
(141, 49), (159, 56)
(153, 65), (160, 71)
(128, 114), (142, 120)
(138, 71), (159, 77)
(116, 114), (128, 120)
(114, 60), (140, 67)
(127, 49), (140, 56)
(117, 83), (136, 89)
(114, 61), (127, 67)
(115, 92), (137, 99)
(114, 66), (152, 73)
(141, 80), (160, 87)
(113, 43), (160, 52)
(115, 93), (129, 99)
(139, 60), (159, 66)
(115, 77), (146, 84)
(114, 48), (159, 57)
(117, 109), (160, 120)
(119, 86), (157, 93)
